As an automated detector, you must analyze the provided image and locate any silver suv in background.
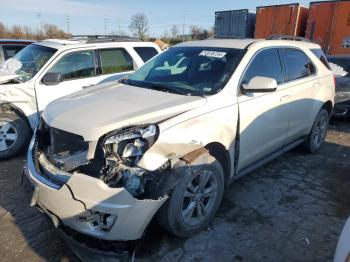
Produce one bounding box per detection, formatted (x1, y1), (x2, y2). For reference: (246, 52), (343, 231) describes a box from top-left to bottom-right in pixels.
(0, 36), (161, 159)
(23, 39), (334, 257)
(327, 55), (350, 117)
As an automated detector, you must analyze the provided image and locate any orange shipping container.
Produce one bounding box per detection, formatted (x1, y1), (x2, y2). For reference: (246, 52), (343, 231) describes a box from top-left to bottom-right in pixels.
(305, 1), (350, 55)
(255, 3), (309, 39)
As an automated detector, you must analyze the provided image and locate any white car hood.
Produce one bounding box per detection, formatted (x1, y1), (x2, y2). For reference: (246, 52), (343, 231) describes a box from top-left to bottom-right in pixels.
(42, 83), (206, 141)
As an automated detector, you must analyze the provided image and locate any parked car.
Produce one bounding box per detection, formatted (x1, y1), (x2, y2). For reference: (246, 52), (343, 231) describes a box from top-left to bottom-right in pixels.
(0, 36), (161, 159)
(334, 217), (350, 262)
(0, 39), (34, 64)
(327, 55), (350, 117)
(23, 39), (334, 257)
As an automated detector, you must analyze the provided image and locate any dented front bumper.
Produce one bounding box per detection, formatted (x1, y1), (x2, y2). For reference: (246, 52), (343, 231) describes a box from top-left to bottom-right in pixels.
(25, 137), (167, 241)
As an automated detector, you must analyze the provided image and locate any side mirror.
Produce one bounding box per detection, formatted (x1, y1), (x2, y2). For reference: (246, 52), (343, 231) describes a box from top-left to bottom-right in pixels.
(242, 76), (278, 93)
(42, 72), (63, 86)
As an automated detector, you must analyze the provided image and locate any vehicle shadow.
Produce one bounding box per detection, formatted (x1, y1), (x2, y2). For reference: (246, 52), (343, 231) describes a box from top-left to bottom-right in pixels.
(0, 154), (80, 261)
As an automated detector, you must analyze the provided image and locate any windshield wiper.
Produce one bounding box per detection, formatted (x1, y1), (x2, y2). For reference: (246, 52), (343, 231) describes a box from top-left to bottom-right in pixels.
(122, 79), (205, 97)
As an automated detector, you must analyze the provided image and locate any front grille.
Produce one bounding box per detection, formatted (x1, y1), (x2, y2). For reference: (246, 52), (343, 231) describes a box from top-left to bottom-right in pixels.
(50, 127), (88, 157)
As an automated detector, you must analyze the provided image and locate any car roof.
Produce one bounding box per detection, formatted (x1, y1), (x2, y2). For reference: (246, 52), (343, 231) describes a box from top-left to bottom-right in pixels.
(33, 38), (159, 51)
(175, 38), (321, 50)
(176, 39), (259, 49)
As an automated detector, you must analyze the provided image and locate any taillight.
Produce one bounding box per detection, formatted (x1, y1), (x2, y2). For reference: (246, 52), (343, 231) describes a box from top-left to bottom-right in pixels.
(333, 75), (336, 88)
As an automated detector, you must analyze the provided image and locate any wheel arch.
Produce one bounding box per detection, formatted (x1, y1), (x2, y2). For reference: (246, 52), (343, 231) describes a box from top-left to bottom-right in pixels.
(322, 100), (333, 117)
(204, 142), (232, 190)
(0, 103), (32, 130)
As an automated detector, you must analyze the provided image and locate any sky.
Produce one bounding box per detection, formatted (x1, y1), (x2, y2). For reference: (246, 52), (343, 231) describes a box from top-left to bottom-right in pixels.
(0, 0), (313, 37)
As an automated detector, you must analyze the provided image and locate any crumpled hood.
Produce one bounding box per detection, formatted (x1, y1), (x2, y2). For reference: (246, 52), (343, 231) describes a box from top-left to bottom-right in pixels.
(0, 58), (22, 84)
(42, 83), (206, 141)
(0, 73), (20, 84)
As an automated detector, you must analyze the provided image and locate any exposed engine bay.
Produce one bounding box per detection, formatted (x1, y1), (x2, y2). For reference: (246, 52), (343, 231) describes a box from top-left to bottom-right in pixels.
(35, 120), (170, 199)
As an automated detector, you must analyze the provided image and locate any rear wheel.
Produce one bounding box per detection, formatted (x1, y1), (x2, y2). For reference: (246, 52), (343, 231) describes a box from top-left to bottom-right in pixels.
(157, 152), (224, 238)
(304, 109), (329, 153)
(0, 112), (31, 160)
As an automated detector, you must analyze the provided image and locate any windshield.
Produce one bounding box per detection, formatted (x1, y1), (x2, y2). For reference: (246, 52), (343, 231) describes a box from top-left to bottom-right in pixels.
(1, 44), (57, 82)
(123, 46), (244, 96)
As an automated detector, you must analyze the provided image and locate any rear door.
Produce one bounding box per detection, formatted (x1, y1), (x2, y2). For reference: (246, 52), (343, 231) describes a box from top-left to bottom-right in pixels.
(95, 48), (135, 84)
(280, 48), (320, 142)
(237, 48), (291, 171)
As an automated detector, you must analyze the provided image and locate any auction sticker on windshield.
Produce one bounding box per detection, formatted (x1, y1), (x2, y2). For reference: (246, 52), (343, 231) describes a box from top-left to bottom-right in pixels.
(199, 51), (226, 58)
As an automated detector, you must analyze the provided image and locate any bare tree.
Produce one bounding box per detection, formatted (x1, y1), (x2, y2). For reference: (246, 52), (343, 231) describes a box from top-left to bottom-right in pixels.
(0, 22), (6, 38)
(128, 13), (149, 40)
(170, 24), (179, 39)
(0, 21), (69, 40)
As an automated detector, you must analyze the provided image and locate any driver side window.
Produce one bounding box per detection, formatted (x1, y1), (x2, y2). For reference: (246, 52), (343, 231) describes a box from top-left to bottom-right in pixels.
(242, 49), (283, 86)
(47, 50), (96, 82)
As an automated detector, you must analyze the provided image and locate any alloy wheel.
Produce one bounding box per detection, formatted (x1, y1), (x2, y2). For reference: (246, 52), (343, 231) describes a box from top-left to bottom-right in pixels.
(0, 121), (18, 152)
(181, 170), (218, 226)
(313, 114), (328, 149)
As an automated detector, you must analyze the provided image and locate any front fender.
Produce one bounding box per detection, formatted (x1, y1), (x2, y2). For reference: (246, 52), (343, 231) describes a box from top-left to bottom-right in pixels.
(138, 104), (238, 171)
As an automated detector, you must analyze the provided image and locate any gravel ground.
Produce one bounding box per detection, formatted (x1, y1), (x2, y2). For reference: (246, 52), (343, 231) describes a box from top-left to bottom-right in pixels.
(0, 119), (349, 262)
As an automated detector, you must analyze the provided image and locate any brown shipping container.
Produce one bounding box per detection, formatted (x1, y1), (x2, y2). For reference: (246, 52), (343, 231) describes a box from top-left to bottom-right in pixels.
(306, 1), (350, 55)
(255, 3), (309, 39)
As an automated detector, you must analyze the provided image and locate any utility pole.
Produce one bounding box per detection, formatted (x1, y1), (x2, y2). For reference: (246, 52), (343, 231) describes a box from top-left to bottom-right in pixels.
(104, 18), (108, 35)
(66, 15), (70, 34)
(36, 11), (42, 28)
(182, 14), (186, 42)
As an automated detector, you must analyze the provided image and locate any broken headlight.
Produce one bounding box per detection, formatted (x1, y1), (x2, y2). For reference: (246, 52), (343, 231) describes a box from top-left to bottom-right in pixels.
(104, 124), (158, 161)
(101, 125), (158, 196)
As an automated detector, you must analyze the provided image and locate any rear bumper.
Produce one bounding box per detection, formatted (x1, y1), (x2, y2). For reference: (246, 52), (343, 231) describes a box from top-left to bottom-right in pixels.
(25, 136), (167, 241)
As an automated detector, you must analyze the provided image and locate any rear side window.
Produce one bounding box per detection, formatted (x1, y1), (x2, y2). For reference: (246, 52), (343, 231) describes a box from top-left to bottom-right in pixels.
(283, 49), (310, 81)
(134, 47), (158, 62)
(99, 48), (134, 75)
(3, 45), (26, 60)
(48, 50), (96, 81)
(311, 48), (331, 70)
(242, 48), (283, 85)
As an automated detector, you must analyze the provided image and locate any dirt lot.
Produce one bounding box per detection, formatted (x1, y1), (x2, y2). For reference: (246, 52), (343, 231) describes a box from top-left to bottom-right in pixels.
(0, 119), (349, 262)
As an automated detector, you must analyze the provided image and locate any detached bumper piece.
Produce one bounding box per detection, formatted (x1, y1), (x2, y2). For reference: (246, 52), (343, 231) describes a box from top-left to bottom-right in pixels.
(58, 226), (132, 261)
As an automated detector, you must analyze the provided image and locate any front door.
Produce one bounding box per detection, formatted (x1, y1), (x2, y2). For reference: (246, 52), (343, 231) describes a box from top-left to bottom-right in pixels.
(237, 48), (291, 172)
(34, 49), (101, 111)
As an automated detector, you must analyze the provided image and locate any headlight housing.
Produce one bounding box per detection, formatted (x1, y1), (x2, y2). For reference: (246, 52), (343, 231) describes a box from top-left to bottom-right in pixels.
(104, 124), (158, 161)
(101, 125), (158, 196)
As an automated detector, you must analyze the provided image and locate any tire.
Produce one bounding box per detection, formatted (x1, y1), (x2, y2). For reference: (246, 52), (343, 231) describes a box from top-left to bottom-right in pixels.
(156, 152), (225, 238)
(0, 112), (32, 160)
(304, 109), (329, 153)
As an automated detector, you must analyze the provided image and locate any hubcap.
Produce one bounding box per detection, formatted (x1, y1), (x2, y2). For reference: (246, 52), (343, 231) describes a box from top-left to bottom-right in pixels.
(181, 170), (218, 226)
(313, 114), (327, 149)
(0, 121), (18, 152)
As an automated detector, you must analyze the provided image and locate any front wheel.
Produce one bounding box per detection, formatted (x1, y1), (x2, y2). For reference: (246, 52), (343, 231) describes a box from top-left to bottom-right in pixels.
(156, 152), (224, 238)
(0, 112), (32, 160)
(304, 109), (329, 153)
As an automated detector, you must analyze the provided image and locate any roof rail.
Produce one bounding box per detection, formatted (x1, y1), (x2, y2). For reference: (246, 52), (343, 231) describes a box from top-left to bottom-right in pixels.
(267, 34), (312, 43)
(68, 35), (142, 43)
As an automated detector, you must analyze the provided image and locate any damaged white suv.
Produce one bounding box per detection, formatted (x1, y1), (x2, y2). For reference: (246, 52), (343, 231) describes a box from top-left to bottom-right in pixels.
(23, 39), (334, 251)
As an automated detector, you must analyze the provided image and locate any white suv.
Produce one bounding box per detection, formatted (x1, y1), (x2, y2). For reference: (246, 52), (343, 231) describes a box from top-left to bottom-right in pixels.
(23, 39), (334, 252)
(0, 37), (161, 159)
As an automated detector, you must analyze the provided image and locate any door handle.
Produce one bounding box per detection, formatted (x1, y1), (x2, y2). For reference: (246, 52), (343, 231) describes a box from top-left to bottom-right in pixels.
(82, 84), (94, 89)
(280, 95), (290, 101)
